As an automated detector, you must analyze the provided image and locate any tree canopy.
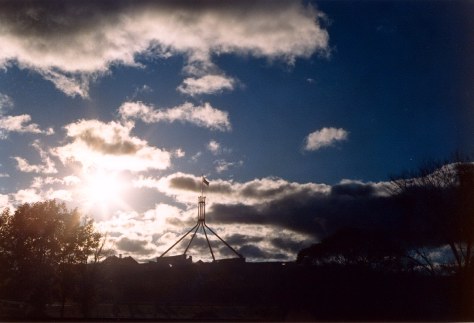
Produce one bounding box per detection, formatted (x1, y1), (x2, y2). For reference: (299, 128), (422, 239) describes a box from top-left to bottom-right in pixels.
(0, 200), (102, 316)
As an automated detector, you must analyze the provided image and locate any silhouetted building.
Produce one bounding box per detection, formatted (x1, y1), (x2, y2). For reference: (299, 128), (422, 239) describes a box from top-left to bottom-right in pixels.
(156, 254), (192, 267)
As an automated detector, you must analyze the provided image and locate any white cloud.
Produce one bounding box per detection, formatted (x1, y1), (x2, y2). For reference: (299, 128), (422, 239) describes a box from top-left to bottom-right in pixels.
(38, 69), (93, 98)
(0, 194), (9, 207)
(46, 189), (73, 202)
(52, 119), (172, 172)
(0, 114), (54, 139)
(190, 151), (202, 162)
(119, 101), (231, 131)
(0, 93), (13, 112)
(63, 175), (81, 186)
(30, 176), (62, 189)
(13, 188), (42, 204)
(95, 204), (188, 257)
(304, 127), (348, 151)
(130, 84), (153, 100)
(214, 159), (243, 173)
(0, 1), (329, 97)
(13, 140), (57, 174)
(207, 140), (221, 155)
(178, 74), (236, 96)
(0, 94), (54, 138)
(12, 186), (73, 204)
(173, 149), (185, 158)
(13, 157), (56, 174)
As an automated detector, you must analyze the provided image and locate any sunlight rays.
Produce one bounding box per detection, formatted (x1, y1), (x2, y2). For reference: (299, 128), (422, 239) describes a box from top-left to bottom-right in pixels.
(78, 169), (130, 217)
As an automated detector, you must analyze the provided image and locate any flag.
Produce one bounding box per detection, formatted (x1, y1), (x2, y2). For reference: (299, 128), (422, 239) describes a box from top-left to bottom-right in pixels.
(202, 177), (209, 186)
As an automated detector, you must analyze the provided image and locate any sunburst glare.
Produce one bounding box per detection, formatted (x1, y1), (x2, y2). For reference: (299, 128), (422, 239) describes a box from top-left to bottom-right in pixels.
(79, 169), (127, 216)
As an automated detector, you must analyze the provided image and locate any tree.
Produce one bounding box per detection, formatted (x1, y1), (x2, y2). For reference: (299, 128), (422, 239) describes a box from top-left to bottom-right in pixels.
(0, 200), (102, 317)
(389, 157), (474, 274)
(75, 233), (115, 318)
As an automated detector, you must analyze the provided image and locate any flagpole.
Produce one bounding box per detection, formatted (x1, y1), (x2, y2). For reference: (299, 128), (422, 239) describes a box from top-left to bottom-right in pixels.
(158, 173), (244, 262)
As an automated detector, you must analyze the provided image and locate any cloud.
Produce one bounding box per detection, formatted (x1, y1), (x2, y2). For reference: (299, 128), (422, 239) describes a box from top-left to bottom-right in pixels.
(95, 204), (192, 260)
(130, 84), (153, 100)
(0, 0), (329, 97)
(0, 114), (54, 139)
(136, 172), (394, 239)
(103, 172), (404, 261)
(63, 175), (81, 186)
(0, 194), (9, 207)
(207, 140), (221, 155)
(304, 127), (348, 151)
(190, 152), (202, 163)
(206, 140), (232, 156)
(13, 140), (57, 174)
(207, 182), (399, 240)
(13, 157), (55, 174)
(134, 172), (331, 206)
(52, 119), (171, 172)
(0, 93), (13, 112)
(13, 188), (42, 204)
(119, 101), (231, 131)
(134, 173), (388, 259)
(38, 69), (94, 98)
(214, 159), (243, 173)
(0, 93), (54, 138)
(116, 237), (154, 256)
(173, 148), (185, 158)
(10, 177), (74, 205)
(46, 189), (73, 202)
(238, 245), (268, 259)
(178, 74), (236, 96)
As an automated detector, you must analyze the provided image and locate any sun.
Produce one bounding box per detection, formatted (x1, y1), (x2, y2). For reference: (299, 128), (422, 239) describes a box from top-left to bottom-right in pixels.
(80, 169), (125, 214)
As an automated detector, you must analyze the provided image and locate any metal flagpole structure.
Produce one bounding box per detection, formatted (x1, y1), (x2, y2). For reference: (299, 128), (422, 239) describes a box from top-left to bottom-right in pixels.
(159, 175), (244, 261)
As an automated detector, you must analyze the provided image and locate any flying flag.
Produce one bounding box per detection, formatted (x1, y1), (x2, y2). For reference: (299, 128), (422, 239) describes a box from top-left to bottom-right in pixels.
(202, 177), (209, 186)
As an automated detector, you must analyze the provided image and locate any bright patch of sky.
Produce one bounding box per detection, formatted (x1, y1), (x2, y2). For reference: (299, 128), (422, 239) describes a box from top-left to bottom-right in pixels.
(0, 0), (472, 262)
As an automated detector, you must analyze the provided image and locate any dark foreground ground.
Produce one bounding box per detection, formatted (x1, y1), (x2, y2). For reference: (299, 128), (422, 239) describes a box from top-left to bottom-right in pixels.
(1, 260), (473, 321)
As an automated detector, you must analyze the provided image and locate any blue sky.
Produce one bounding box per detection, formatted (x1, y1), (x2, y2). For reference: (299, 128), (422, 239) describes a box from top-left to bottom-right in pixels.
(0, 0), (472, 261)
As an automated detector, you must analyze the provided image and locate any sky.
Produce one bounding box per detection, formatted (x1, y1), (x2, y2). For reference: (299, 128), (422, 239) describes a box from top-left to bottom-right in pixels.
(0, 0), (473, 262)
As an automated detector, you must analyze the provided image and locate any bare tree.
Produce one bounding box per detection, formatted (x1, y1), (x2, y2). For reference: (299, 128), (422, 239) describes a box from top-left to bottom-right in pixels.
(389, 156), (474, 274)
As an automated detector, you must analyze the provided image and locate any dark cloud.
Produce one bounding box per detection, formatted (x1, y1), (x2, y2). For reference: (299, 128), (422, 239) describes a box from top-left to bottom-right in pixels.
(331, 181), (375, 198)
(79, 129), (140, 155)
(116, 237), (154, 255)
(165, 217), (189, 228)
(225, 233), (264, 246)
(270, 237), (306, 253)
(208, 181), (403, 240)
(169, 177), (200, 192)
(169, 176), (233, 194)
(241, 181), (297, 199)
(238, 245), (268, 259)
